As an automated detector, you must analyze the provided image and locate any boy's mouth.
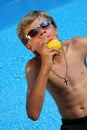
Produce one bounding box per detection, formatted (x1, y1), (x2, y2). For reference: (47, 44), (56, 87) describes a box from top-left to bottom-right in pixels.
(44, 35), (55, 42)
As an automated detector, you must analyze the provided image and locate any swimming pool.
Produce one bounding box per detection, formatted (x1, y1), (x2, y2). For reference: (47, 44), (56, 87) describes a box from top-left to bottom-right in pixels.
(0, 0), (87, 130)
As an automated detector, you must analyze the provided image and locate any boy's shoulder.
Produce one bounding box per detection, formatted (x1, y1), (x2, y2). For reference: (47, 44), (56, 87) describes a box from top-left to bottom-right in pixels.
(27, 56), (41, 66)
(26, 56), (41, 73)
(26, 56), (41, 82)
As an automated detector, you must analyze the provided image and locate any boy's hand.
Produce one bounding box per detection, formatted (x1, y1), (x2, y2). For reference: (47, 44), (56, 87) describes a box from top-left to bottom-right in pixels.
(40, 39), (61, 72)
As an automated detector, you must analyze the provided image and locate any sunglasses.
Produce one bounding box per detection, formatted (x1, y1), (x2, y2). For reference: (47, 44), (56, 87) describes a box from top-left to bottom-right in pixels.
(25, 19), (52, 40)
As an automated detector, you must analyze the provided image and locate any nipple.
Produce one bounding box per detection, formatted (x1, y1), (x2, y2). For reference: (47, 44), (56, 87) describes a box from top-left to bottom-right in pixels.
(47, 37), (61, 49)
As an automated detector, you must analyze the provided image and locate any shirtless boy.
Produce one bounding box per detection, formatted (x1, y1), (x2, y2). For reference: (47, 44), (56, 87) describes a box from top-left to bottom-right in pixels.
(17, 10), (87, 130)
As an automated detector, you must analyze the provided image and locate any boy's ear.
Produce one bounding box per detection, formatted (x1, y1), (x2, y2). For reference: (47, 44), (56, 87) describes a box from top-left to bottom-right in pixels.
(26, 44), (36, 52)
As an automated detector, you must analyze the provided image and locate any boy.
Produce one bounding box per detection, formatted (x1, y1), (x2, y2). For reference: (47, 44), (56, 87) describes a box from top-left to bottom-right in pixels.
(17, 10), (87, 130)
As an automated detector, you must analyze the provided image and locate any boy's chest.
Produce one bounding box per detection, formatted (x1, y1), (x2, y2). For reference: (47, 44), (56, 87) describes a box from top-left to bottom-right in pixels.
(49, 57), (87, 88)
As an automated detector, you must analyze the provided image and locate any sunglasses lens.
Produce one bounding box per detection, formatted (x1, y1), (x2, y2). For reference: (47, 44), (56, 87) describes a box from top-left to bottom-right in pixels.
(28, 28), (38, 37)
(41, 19), (51, 28)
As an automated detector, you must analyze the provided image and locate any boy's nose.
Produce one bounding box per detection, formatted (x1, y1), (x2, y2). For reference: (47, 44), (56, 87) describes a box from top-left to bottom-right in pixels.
(38, 28), (46, 36)
(40, 31), (46, 36)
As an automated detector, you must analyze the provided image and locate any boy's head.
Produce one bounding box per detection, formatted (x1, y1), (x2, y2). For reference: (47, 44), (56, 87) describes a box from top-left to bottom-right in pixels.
(17, 10), (57, 55)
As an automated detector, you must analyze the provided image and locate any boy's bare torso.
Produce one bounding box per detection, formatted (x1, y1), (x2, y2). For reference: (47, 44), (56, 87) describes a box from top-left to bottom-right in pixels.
(27, 39), (87, 119)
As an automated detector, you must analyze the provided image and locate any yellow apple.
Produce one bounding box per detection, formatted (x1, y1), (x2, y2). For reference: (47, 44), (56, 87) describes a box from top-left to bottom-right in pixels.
(47, 38), (61, 49)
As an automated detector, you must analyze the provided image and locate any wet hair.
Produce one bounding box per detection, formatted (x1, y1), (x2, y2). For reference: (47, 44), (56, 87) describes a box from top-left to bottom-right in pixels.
(17, 10), (57, 55)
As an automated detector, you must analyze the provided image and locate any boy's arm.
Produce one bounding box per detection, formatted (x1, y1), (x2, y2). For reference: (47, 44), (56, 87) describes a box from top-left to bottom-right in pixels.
(26, 57), (49, 121)
(26, 41), (60, 121)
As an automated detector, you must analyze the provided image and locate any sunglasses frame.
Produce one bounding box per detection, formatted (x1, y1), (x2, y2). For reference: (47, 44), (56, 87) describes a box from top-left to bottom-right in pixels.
(24, 19), (52, 42)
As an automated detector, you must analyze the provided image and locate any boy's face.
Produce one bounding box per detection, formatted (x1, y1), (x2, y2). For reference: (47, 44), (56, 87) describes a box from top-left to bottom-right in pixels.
(24, 17), (58, 54)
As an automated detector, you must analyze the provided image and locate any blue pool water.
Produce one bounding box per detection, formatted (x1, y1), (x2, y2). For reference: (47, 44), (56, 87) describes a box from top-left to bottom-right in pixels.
(0, 0), (87, 130)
